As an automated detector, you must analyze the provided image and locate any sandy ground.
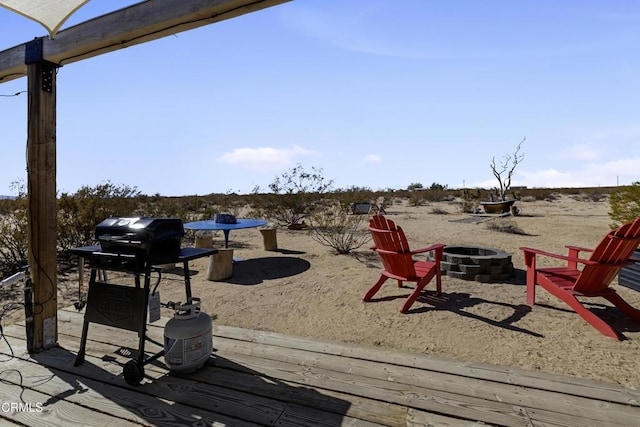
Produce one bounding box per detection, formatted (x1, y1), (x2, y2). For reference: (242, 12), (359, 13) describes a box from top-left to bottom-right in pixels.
(6, 194), (640, 387)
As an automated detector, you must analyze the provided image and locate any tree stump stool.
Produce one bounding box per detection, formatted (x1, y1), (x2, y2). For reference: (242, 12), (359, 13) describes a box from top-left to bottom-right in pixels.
(259, 228), (278, 251)
(206, 248), (233, 281)
(195, 230), (213, 248)
(155, 263), (176, 271)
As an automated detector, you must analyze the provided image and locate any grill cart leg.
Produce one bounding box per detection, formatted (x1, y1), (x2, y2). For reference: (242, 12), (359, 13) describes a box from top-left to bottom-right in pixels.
(74, 269), (97, 366)
(73, 319), (89, 366)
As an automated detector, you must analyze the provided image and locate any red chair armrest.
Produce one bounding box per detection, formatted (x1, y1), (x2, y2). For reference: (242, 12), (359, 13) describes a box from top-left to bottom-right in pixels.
(565, 245), (593, 254)
(411, 243), (445, 255)
(520, 246), (596, 266)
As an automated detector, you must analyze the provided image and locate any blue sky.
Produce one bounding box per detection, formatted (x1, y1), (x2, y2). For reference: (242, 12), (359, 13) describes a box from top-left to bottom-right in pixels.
(1, 0), (639, 196)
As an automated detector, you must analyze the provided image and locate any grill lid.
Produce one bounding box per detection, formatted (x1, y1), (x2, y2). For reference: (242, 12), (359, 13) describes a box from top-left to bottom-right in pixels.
(95, 217), (184, 258)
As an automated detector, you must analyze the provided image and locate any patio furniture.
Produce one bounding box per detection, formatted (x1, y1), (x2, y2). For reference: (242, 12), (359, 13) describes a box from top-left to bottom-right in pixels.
(365, 215), (445, 313)
(520, 217), (640, 339)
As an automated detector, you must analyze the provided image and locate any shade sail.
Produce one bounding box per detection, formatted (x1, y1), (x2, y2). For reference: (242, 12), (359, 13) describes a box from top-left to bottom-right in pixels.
(0, 0), (91, 38)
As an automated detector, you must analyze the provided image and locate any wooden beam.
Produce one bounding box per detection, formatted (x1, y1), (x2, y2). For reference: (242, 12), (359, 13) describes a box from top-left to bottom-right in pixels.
(27, 59), (58, 351)
(0, 0), (291, 83)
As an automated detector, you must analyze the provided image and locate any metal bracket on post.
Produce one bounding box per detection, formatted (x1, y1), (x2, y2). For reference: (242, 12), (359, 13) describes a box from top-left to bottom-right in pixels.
(24, 37), (61, 92)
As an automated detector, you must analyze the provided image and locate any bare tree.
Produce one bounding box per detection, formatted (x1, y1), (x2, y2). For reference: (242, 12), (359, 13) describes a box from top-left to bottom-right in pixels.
(490, 137), (526, 201)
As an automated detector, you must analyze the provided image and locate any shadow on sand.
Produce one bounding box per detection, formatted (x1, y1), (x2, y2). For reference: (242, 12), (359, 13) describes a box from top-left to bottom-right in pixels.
(222, 256), (311, 286)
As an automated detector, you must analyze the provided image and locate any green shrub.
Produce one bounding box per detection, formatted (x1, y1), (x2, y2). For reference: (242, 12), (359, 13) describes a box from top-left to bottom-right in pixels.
(248, 164), (333, 226)
(57, 182), (141, 250)
(0, 182), (28, 276)
(609, 183), (640, 227)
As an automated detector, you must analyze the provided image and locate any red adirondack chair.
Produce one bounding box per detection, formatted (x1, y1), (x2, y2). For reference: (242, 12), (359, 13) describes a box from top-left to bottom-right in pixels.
(364, 215), (445, 313)
(520, 217), (640, 339)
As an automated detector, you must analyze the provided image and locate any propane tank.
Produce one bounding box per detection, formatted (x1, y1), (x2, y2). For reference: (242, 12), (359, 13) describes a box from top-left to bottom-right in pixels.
(164, 298), (212, 374)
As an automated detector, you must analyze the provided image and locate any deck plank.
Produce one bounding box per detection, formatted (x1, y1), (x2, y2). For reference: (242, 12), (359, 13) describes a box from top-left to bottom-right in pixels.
(0, 334), (266, 427)
(56, 309), (640, 426)
(51, 310), (461, 426)
(50, 313), (526, 426)
(209, 335), (640, 426)
(208, 323), (640, 406)
(0, 366), (143, 427)
(1, 308), (638, 427)
(2, 325), (390, 426)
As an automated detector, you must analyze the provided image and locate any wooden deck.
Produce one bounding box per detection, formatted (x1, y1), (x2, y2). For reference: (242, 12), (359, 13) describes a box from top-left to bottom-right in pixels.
(1, 307), (639, 426)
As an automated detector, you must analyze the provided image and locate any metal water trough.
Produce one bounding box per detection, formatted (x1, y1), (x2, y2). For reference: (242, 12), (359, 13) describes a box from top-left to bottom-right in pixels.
(620, 249), (640, 291)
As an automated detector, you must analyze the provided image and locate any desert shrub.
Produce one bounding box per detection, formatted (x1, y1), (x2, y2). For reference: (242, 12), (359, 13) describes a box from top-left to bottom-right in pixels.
(609, 183), (640, 227)
(459, 188), (480, 213)
(57, 182), (141, 250)
(136, 193), (191, 220)
(460, 200), (476, 213)
(0, 182), (28, 276)
(426, 190), (452, 202)
(486, 219), (526, 235)
(570, 192), (607, 203)
(248, 164), (333, 226)
(407, 192), (427, 206)
(519, 196), (536, 203)
(310, 206), (371, 254)
(520, 188), (555, 201)
(330, 186), (375, 211)
(430, 207), (449, 215)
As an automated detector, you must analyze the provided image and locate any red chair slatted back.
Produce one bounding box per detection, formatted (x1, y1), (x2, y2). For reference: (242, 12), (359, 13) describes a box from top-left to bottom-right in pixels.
(575, 217), (640, 293)
(369, 215), (417, 279)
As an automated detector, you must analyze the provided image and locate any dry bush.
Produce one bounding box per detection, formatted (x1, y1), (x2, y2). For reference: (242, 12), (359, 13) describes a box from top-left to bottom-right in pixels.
(430, 207), (449, 215)
(486, 219), (527, 235)
(310, 206), (371, 254)
(570, 192), (607, 203)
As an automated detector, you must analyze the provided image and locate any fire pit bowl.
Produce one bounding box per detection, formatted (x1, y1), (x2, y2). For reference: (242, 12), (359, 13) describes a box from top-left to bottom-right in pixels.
(429, 245), (514, 282)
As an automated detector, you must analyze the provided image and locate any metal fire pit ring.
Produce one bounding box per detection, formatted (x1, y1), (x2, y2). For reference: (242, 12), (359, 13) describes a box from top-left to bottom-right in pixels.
(429, 245), (514, 282)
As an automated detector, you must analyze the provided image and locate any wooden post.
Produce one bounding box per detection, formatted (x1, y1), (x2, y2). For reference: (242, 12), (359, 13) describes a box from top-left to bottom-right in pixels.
(26, 44), (58, 351)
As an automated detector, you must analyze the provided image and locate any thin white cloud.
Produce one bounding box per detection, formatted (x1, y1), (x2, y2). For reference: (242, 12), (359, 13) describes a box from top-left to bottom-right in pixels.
(279, 2), (633, 60)
(218, 145), (318, 171)
(469, 156), (640, 189)
(558, 144), (602, 161)
(517, 156), (640, 187)
(363, 154), (382, 163)
(279, 5), (435, 59)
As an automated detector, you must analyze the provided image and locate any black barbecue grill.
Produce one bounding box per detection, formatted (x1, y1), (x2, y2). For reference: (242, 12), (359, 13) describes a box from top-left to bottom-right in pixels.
(71, 217), (216, 385)
(95, 217), (185, 264)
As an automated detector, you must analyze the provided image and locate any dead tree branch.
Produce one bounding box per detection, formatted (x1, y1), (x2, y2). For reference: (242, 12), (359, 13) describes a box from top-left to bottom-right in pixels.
(491, 137), (526, 201)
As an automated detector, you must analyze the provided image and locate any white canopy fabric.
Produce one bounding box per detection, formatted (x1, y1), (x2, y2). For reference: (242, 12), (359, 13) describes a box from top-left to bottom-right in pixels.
(0, 0), (91, 38)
